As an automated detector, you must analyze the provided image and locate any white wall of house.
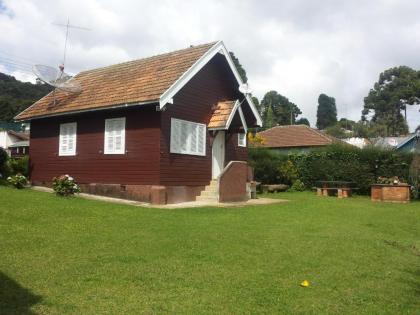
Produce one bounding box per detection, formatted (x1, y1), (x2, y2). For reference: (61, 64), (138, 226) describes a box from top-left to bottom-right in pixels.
(0, 131), (20, 155)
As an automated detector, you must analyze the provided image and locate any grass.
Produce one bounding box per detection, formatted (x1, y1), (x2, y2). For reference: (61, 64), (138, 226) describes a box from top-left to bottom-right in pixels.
(0, 186), (419, 314)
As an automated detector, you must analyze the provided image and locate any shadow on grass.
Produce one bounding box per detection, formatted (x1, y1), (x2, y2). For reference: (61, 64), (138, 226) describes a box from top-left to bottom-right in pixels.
(0, 272), (42, 315)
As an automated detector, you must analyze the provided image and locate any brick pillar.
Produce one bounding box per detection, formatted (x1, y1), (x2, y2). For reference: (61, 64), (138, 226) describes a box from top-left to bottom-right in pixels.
(151, 186), (167, 205)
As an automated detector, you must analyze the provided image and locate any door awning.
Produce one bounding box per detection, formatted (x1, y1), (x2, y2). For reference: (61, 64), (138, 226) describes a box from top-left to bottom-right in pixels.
(208, 99), (248, 132)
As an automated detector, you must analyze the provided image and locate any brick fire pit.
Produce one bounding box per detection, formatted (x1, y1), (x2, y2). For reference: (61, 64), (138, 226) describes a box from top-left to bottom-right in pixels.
(371, 184), (410, 203)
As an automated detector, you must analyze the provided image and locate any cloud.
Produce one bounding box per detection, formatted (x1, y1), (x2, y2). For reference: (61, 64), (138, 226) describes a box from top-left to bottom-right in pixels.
(1, 0), (419, 130)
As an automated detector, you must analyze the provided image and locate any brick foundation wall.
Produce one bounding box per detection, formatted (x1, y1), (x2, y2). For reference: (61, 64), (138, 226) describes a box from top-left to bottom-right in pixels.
(33, 181), (205, 205)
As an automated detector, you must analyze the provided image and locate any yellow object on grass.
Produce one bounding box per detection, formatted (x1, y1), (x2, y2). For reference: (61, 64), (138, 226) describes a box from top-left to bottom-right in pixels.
(300, 280), (310, 287)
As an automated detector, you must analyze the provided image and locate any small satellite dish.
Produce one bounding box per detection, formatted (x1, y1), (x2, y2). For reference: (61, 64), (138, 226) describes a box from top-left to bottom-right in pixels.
(388, 138), (398, 146)
(239, 83), (253, 95)
(33, 64), (81, 93)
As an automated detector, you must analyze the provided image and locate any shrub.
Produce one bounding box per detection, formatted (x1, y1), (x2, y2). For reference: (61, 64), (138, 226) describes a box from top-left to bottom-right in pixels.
(7, 156), (29, 177)
(288, 179), (306, 192)
(249, 144), (414, 195)
(278, 160), (299, 184)
(52, 175), (81, 196)
(7, 174), (28, 189)
(0, 147), (8, 179)
(248, 148), (287, 184)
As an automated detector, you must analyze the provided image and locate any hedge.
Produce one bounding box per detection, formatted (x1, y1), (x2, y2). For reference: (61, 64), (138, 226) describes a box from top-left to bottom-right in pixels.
(249, 145), (414, 194)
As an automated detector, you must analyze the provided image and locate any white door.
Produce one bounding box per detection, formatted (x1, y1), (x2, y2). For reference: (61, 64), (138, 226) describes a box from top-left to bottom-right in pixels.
(212, 131), (225, 179)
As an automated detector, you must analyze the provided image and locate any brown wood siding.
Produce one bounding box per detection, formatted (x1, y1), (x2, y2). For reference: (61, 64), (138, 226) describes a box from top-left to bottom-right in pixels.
(159, 54), (243, 186)
(29, 106), (161, 185)
(225, 130), (247, 163)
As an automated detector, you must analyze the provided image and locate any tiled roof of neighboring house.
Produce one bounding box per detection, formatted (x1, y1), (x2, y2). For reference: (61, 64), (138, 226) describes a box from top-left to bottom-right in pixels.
(15, 42), (217, 121)
(256, 125), (337, 148)
(208, 100), (236, 129)
(7, 130), (29, 141)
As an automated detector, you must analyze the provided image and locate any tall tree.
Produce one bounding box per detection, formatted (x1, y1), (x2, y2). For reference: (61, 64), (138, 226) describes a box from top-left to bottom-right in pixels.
(295, 117), (310, 126)
(316, 93), (337, 129)
(251, 96), (262, 117)
(338, 118), (356, 131)
(260, 90), (301, 127)
(363, 66), (420, 136)
(229, 52), (247, 83)
(264, 105), (276, 129)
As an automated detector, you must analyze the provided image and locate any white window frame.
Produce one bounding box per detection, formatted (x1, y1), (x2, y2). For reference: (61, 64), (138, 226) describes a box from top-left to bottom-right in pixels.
(170, 118), (206, 156)
(59, 122), (77, 156)
(104, 117), (126, 155)
(238, 132), (247, 147)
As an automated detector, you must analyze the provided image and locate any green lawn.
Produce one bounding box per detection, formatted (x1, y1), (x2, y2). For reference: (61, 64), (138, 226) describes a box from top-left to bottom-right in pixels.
(0, 187), (419, 314)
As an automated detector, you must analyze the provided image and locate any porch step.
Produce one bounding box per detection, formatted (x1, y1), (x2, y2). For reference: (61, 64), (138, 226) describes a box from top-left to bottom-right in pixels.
(196, 179), (219, 202)
(196, 195), (219, 202)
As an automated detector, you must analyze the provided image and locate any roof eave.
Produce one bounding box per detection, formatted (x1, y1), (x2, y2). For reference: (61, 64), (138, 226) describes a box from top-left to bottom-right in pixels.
(14, 100), (158, 122)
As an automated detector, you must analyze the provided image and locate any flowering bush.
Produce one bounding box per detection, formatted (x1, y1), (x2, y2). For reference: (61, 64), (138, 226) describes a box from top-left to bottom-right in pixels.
(52, 175), (81, 196)
(7, 174), (28, 189)
(377, 176), (401, 185)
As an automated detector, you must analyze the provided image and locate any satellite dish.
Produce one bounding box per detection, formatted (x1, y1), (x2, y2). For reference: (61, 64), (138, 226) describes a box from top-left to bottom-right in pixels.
(388, 138), (398, 146)
(33, 64), (82, 93)
(239, 83), (253, 95)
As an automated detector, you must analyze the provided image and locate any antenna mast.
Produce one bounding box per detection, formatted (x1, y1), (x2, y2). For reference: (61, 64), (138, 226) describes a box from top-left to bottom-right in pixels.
(52, 18), (90, 70)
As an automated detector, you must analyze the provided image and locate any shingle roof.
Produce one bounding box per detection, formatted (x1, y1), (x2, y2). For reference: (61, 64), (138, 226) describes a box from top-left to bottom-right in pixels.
(208, 100), (236, 129)
(256, 125), (335, 148)
(15, 42), (217, 121)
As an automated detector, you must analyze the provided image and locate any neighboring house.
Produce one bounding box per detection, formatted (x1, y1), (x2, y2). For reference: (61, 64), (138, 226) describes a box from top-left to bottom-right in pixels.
(343, 137), (370, 149)
(0, 130), (29, 157)
(373, 133), (419, 152)
(15, 41), (262, 204)
(255, 125), (339, 153)
(9, 140), (30, 158)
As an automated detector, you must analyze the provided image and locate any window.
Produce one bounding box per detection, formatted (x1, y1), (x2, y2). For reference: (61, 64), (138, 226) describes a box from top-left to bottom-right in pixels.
(104, 117), (126, 154)
(170, 118), (206, 156)
(59, 122), (77, 156)
(238, 132), (246, 147)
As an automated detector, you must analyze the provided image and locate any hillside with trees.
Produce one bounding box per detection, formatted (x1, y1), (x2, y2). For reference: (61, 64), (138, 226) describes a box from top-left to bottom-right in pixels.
(0, 72), (52, 122)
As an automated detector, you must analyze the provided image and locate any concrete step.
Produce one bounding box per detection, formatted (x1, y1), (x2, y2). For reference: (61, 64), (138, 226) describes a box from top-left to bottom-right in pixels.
(196, 195), (219, 202)
(204, 186), (218, 192)
(207, 180), (219, 188)
(200, 190), (218, 197)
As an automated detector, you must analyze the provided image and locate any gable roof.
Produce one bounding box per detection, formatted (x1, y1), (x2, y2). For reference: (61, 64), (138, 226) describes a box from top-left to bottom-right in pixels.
(7, 130), (29, 141)
(256, 125), (337, 148)
(15, 41), (262, 126)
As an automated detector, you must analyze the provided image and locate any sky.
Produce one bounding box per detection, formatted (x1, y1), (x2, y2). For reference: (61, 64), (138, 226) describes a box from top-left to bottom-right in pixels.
(0, 0), (419, 131)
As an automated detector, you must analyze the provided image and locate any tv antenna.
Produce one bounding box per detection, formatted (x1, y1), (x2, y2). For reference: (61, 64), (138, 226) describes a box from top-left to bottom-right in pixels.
(52, 18), (90, 69)
(31, 19), (89, 105)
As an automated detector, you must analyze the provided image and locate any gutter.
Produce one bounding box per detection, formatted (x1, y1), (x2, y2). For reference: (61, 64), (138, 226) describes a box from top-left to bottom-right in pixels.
(14, 100), (158, 122)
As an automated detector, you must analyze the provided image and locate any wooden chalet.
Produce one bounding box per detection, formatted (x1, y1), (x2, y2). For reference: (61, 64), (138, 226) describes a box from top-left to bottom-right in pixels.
(15, 41), (262, 204)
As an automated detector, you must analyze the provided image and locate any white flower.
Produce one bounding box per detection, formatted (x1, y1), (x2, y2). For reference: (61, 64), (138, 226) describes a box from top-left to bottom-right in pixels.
(68, 176), (74, 181)
(65, 174), (69, 178)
